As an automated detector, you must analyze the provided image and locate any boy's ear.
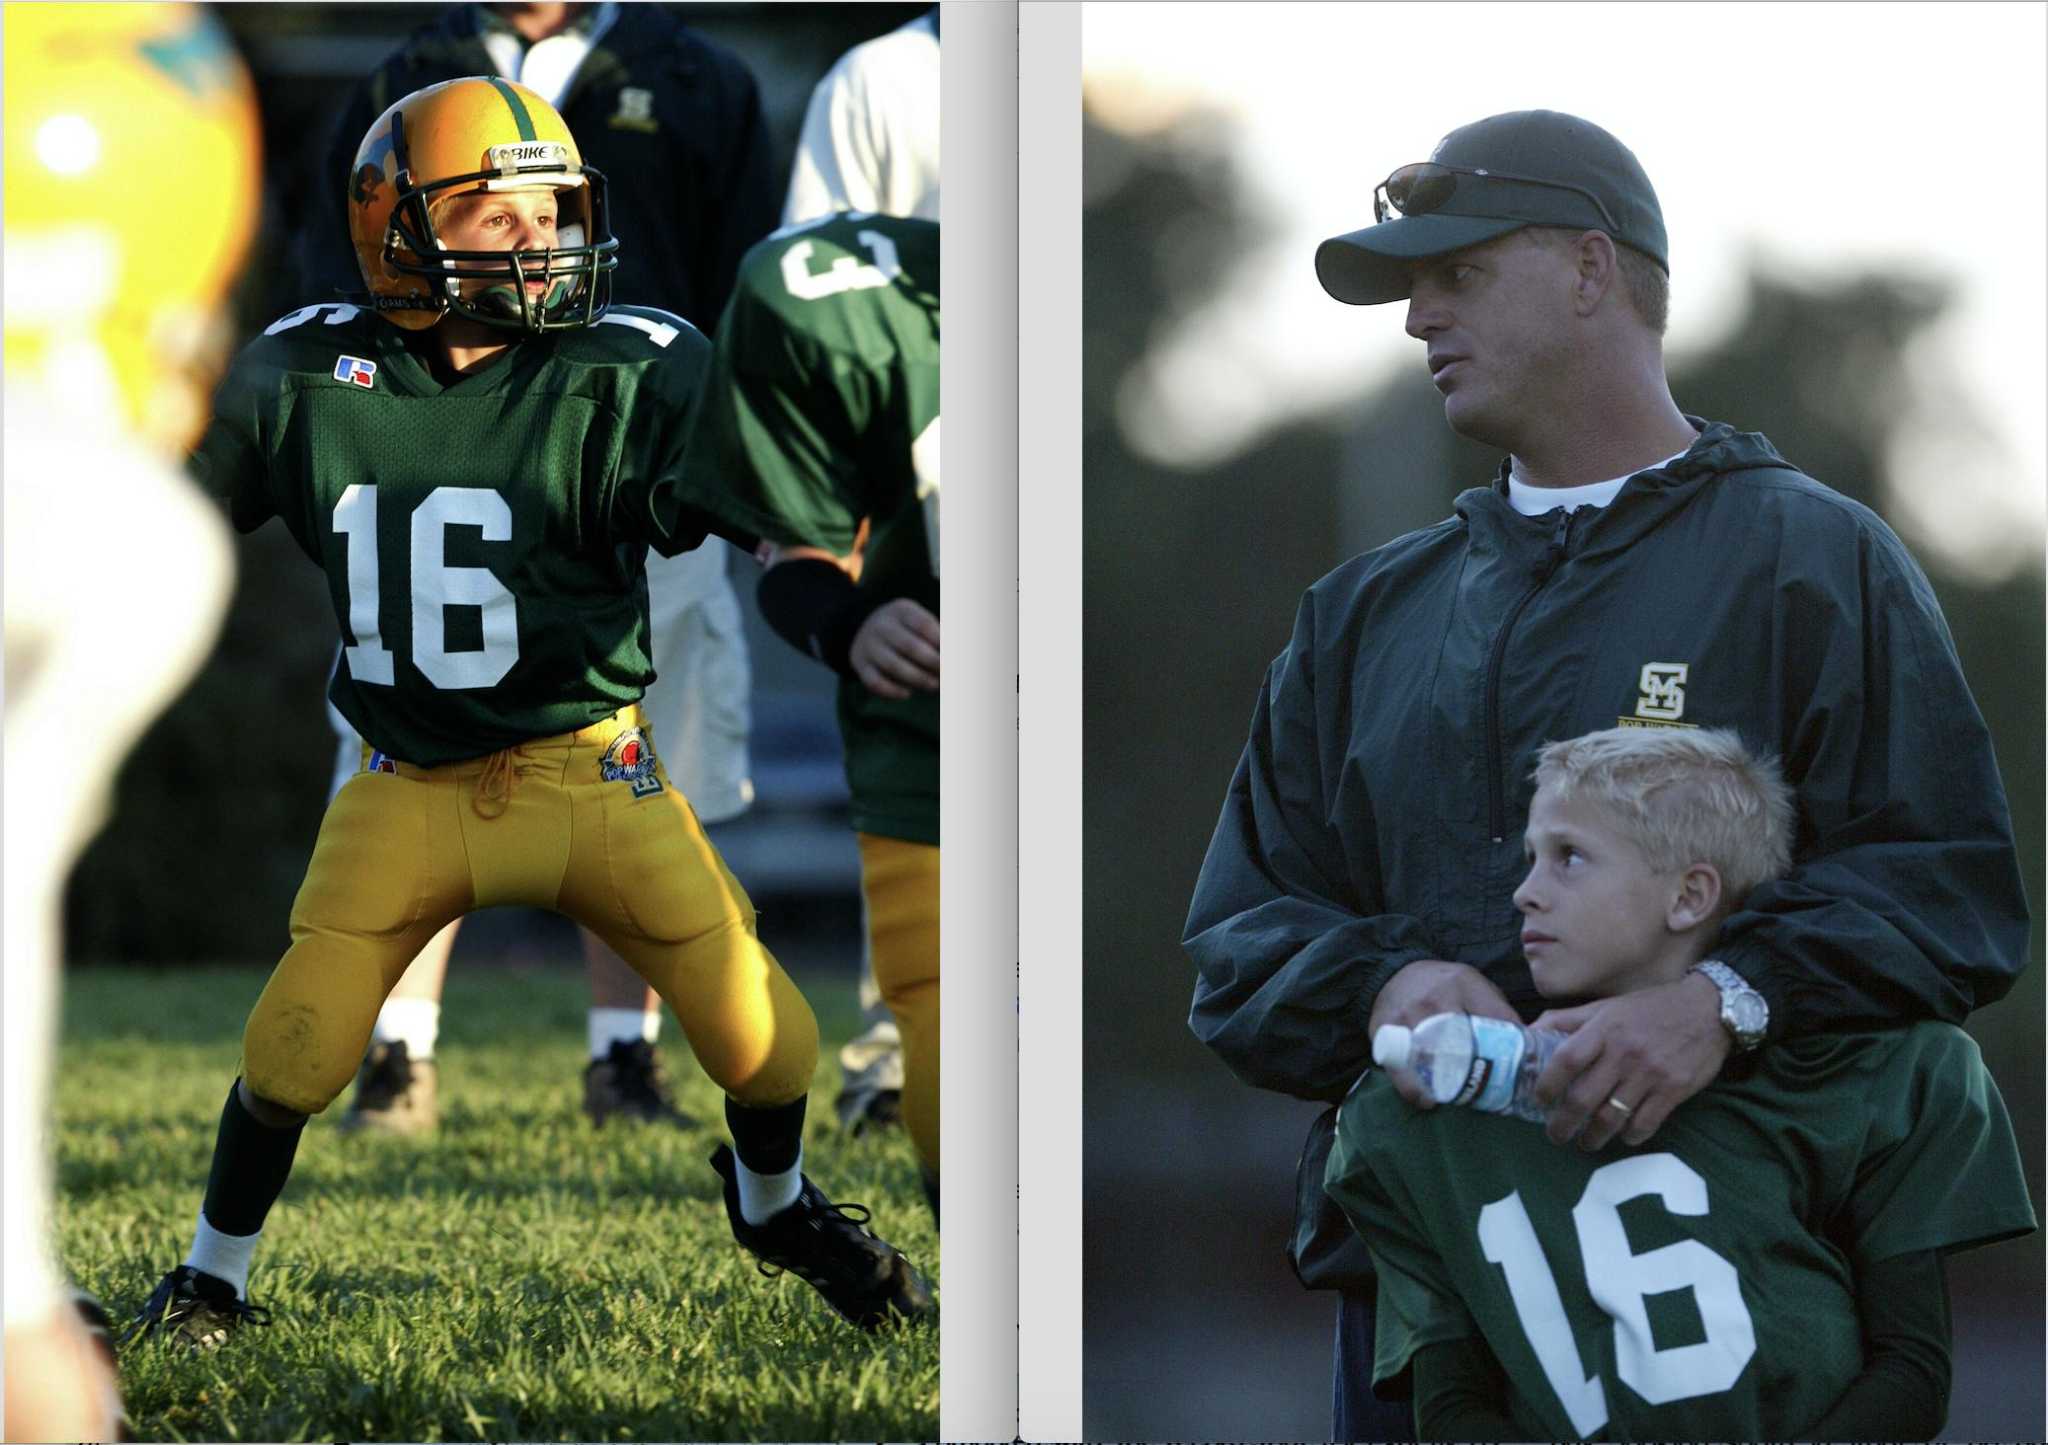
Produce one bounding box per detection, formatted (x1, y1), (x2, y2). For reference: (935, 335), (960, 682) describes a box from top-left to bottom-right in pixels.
(1667, 862), (1724, 932)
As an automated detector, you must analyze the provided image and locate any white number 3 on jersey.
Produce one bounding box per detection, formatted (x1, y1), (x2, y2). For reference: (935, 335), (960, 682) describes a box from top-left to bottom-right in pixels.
(779, 229), (904, 301)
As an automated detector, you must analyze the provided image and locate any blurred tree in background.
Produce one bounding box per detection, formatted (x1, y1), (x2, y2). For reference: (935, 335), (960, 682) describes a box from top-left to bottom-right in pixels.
(1082, 104), (2042, 1440)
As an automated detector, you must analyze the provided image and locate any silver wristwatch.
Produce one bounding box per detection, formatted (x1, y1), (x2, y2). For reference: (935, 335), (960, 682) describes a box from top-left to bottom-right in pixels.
(1688, 959), (1768, 1051)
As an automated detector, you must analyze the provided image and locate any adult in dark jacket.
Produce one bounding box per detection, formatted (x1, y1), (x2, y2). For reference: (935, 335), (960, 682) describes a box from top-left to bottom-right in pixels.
(1183, 109), (2028, 1441)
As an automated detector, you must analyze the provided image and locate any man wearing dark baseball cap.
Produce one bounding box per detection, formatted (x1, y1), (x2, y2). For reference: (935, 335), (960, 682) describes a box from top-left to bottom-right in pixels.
(1314, 108), (1668, 306)
(1186, 109), (2027, 1442)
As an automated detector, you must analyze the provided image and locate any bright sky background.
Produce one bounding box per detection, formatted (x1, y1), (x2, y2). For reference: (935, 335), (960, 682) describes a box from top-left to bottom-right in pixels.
(1083, 1), (2047, 581)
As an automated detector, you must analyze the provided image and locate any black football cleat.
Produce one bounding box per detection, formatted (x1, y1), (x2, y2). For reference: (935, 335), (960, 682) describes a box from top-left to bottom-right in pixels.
(120, 1266), (271, 1351)
(336, 1040), (438, 1136)
(584, 1039), (700, 1128)
(708, 1144), (933, 1331)
(834, 1084), (903, 1136)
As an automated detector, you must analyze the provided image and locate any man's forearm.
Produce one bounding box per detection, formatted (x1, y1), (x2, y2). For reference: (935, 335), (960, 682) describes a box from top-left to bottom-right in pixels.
(1187, 924), (1428, 1101)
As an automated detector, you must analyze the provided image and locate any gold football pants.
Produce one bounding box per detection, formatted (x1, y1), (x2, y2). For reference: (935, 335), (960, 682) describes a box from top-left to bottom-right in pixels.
(242, 708), (818, 1115)
(857, 833), (939, 1173)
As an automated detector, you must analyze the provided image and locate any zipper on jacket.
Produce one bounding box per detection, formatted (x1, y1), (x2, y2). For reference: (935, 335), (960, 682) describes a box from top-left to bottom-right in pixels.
(1485, 508), (1575, 842)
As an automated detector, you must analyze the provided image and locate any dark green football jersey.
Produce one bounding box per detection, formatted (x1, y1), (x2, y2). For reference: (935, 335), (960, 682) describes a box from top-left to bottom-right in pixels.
(193, 302), (716, 765)
(679, 213), (939, 845)
(1326, 1024), (2035, 1442)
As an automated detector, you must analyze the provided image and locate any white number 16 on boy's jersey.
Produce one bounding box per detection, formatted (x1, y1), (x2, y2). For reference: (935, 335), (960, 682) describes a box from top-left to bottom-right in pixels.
(1477, 1153), (1756, 1437)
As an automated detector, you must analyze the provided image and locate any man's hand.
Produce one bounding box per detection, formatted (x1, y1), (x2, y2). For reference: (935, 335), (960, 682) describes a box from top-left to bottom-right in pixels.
(1529, 971), (1729, 1150)
(851, 598), (939, 699)
(1369, 960), (1520, 1111)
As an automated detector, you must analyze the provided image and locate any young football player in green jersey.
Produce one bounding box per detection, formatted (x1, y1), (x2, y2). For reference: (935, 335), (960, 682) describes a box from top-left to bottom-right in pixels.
(1327, 727), (2034, 1442)
(123, 76), (931, 1350)
(308, 0), (792, 1143)
(679, 213), (941, 1217)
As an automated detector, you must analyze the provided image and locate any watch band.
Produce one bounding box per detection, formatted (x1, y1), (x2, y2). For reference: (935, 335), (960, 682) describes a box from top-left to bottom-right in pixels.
(1688, 958), (1768, 1051)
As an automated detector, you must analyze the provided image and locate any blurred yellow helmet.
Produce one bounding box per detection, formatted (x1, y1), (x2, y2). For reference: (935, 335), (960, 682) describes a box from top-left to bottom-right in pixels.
(3, 3), (260, 455)
(346, 76), (618, 332)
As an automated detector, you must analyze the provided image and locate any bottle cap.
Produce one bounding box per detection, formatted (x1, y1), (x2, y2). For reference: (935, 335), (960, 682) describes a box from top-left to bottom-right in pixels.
(1372, 1025), (1412, 1070)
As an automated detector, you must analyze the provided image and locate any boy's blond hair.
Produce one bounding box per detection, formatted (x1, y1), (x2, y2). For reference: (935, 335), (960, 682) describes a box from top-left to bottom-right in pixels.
(1531, 727), (1794, 907)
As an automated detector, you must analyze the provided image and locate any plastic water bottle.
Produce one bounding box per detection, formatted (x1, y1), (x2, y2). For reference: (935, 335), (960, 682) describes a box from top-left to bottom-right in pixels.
(1371, 1012), (1566, 1124)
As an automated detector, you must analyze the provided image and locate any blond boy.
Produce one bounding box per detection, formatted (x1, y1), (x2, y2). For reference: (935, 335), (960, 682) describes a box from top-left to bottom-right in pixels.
(1326, 727), (2033, 1442)
(1511, 727), (1792, 1007)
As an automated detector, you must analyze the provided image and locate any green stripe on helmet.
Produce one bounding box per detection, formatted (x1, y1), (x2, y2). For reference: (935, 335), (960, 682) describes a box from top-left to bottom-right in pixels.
(485, 76), (538, 141)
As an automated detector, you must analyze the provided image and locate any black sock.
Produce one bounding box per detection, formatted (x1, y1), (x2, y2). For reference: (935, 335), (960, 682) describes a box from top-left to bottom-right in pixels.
(200, 1081), (305, 1236)
(724, 1095), (806, 1175)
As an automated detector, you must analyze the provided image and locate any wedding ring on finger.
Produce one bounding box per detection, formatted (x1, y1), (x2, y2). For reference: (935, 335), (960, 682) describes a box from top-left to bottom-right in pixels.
(1605, 1095), (1634, 1117)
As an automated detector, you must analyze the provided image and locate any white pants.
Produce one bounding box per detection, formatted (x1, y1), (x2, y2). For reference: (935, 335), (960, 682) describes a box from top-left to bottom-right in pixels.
(4, 417), (235, 1324)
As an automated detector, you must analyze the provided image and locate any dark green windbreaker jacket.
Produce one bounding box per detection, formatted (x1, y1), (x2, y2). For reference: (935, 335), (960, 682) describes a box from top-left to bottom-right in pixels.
(1186, 420), (2026, 1107)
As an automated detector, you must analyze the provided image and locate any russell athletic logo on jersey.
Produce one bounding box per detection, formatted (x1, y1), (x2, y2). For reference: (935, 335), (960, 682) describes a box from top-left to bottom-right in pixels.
(366, 749), (399, 774)
(1617, 661), (1699, 729)
(600, 729), (664, 798)
(333, 355), (377, 389)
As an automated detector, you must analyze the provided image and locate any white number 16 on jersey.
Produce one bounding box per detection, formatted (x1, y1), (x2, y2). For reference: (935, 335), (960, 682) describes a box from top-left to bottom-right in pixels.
(1477, 1153), (1757, 1437)
(332, 484), (520, 690)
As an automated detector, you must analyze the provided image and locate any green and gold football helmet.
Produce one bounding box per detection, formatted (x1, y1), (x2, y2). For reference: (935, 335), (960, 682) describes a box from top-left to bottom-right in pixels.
(346, 76), (619, 332)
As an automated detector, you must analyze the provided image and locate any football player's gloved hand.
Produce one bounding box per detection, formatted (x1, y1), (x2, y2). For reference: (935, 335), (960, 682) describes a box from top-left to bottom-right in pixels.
(850, 599), (940, 700)
(1368, 960), (1520, 1111)
(1529, 970), (1729, 1151)
(756, 553), (880, 676)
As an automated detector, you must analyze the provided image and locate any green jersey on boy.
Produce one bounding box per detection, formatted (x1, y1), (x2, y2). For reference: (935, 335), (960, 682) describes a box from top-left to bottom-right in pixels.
(192, 301), (718, 765)
(1326, 1023), (2034, 1441)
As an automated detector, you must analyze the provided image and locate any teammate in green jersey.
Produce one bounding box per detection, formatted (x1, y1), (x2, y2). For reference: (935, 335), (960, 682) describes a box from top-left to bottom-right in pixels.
(124, 76), (932, 1351)
(1327, 727), (2034, 1441)
(680, 213), (942, 1214)
(783, 11), (942, 1139)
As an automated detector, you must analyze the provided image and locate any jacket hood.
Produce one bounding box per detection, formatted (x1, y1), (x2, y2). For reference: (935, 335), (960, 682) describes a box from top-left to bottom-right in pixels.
(1650, 417), (1790, 484)
(1458, 417), (1790, 510)
(1449, 419), (1800, 567)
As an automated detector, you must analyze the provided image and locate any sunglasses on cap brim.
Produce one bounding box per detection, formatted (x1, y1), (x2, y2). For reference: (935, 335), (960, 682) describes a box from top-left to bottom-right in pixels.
(1373, 161), (1618, 233)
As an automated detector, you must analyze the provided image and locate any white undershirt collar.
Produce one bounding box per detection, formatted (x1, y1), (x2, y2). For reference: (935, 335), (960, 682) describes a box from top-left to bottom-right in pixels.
(480, 2), (618, 108)
(1507, 446), (1691, 517)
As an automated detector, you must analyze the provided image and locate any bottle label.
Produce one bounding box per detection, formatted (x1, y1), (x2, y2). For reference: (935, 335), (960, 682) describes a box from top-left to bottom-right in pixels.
(1464, 1017), (1528, 1114)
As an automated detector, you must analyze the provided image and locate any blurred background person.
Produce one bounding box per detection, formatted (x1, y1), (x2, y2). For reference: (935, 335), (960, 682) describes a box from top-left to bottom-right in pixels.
(786, 6), (940, 225)
(290, 0), (784, 1136)
(1079, 4), (2045, 1440)
(3, 3), (261, 1437)
(783, 4), (941, 1135)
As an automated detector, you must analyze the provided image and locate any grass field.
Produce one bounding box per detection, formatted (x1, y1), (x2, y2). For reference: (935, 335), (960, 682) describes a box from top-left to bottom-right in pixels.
(51, 964), (939, 1443)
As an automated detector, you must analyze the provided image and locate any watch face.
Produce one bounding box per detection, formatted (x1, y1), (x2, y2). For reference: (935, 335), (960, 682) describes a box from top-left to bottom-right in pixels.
(1728, 991), (1768, 1037)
